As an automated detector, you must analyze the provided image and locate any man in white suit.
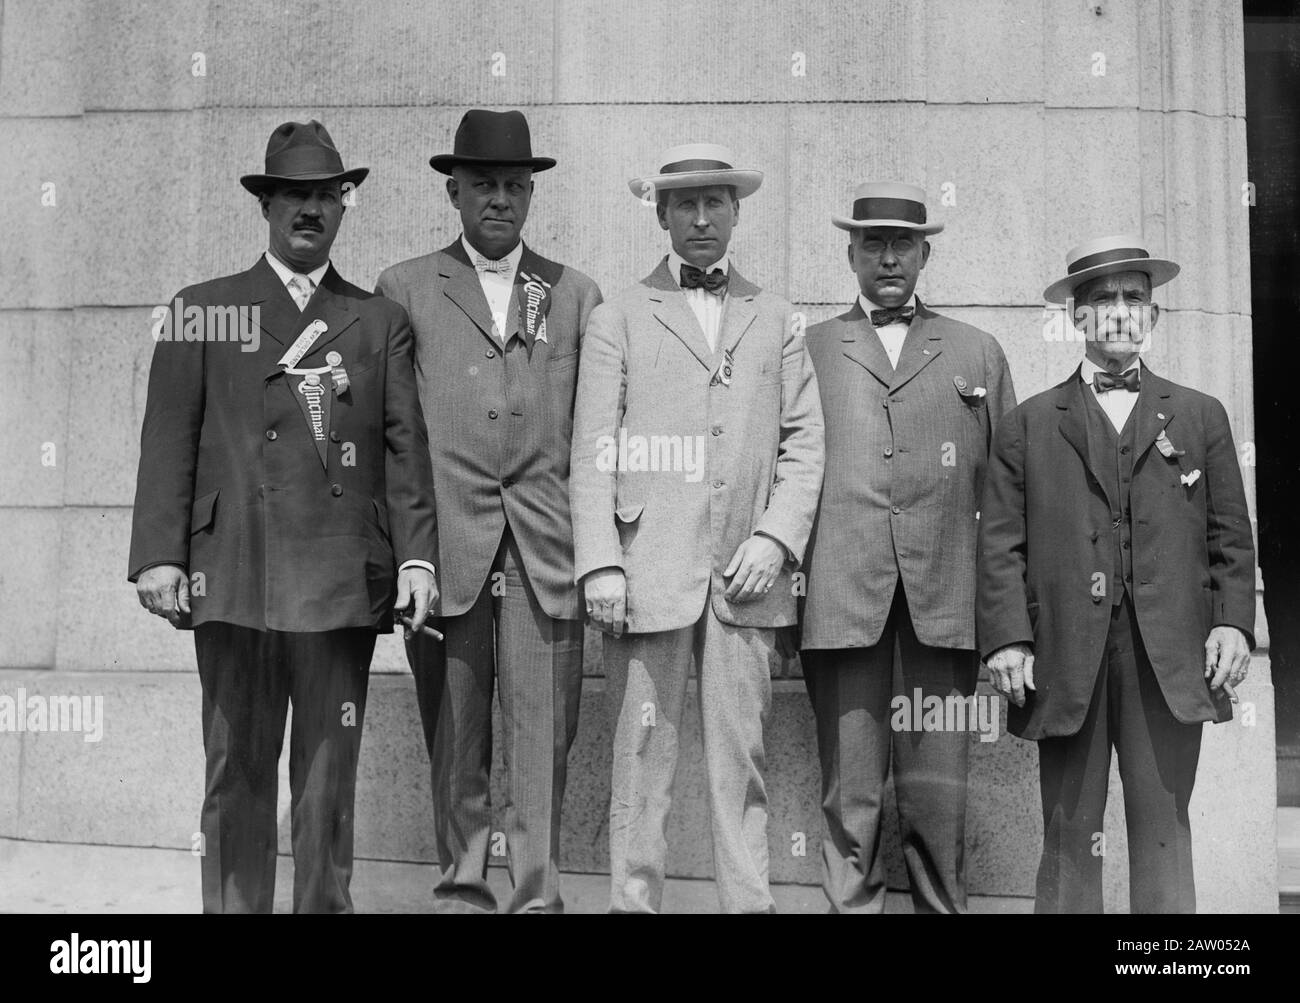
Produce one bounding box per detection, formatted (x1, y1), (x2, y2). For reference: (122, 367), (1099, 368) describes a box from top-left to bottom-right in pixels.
(570, 144), (825, 913)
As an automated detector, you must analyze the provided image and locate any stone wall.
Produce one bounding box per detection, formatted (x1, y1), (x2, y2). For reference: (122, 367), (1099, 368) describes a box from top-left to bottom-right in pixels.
(0, 0), (1274, 910)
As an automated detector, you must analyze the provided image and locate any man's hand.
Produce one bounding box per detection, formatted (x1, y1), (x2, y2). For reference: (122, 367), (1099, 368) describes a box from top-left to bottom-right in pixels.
(585, 568), (627, 637)
(1205, 625), (1251, 703)
(136, 564), (190, 627)
(395, 566), (438, 640)
(986, 642), (1035, 707)
(723, 535), (786, 603)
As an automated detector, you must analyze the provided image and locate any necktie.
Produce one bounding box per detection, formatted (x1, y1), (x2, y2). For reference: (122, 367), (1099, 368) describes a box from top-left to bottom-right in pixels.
(870, 305), (914, 327)
(1093, 368), (1140, 393)
(679, 264), (728, 295)
(287, 274), (314, 312)
(474, 253), (511, 276)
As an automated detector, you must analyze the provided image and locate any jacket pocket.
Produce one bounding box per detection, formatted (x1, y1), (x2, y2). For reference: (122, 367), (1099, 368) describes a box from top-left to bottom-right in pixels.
(190, 488), (219, 535)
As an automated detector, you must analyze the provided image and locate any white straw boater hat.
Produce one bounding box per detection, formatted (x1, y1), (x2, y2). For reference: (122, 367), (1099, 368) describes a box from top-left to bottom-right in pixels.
(627, 143), (763, 200)
(832, 181), (943, 234)
(1044, 233), (1180, 304)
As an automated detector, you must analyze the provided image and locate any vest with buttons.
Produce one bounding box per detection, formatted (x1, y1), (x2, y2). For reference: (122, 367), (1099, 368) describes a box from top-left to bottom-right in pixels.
(1081, 385), (1137, 605)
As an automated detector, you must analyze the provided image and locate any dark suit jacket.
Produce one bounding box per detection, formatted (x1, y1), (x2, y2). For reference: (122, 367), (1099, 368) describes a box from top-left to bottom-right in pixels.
(976, 366), (1257, 739)
(376, 240), (602, 621)
(127, 256), (437, 633)
(800, 299), (1015, 650)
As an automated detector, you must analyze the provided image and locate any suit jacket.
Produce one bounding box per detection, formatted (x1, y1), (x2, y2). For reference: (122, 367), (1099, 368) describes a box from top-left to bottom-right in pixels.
(376, 240), (602, 620)
(800, 299), (1016, 650)
(976, 366), (1257, 739)
(127, 256), (437, 633)
(570, 257), (825, 634)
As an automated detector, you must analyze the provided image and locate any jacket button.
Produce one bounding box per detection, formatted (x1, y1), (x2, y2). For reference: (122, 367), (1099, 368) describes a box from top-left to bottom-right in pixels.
(502, 477), (514, 488)
(486, 349), (496, 359)
(711, 425), (722, 436)
(882, 400), (889, 409)
(713, 480), (724, 489)
(265, 429), (277, 441)
(1090, 530), (1099, 542)
(891, 505), (901, 515)
(488, 409), (499, 419)
(1093, 595), (1102, 604)
(883, 446), (893, 458)
(329, 431), (340, 443)
(331, 484), (343, 497)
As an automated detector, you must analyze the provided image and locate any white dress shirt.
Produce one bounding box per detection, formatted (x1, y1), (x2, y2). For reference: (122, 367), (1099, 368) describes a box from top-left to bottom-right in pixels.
(265, 253), (435, 579)
(668, 249), (730, 353)
(1080, 355), (1142, 433)
(462, 234), (523, 341)
(264, 251), (330, 309)
(860, 293), (916, 369)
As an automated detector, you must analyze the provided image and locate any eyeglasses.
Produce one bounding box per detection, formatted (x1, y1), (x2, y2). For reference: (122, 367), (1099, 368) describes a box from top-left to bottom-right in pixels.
(857, 235), (921, 257)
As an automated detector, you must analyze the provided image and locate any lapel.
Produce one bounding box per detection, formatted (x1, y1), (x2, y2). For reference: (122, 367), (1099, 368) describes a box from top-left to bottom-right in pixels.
(887, 298), (943, 393)
(439, 240), (500, 352)
(253, 258), (358, 381)
(719, 267), (759, 357)
(1130, 364), (1176, 463)
(645, 256), (715, 371)
(838, 299), (893, 387)
(1056, 368), (1115, 511)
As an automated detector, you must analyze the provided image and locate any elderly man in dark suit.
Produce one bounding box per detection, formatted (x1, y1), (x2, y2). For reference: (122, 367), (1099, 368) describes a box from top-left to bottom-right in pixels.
(129, 120), (438, 914)
(977, 235), (1256, 913)
(800, 182), (1016, 913)
(571, 144), (824, 913)
(376, 110), (602, 914)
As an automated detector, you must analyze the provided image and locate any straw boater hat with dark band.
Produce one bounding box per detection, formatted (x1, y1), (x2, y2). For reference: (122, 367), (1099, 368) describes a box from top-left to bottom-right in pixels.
(1043, 234), (1179, 304)
(429, 109), (556, 174)
(832, 181), (943, 234)
(627, 143), (763, 199)
(240, 120), (369, 196)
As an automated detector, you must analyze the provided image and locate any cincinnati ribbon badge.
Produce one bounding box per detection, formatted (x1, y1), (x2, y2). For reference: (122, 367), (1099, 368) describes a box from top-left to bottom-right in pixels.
(277, 319), (329, 369)
(711, 348), (735, 388)
(517, 271), (552, 351)
(284, 364), (334, 470)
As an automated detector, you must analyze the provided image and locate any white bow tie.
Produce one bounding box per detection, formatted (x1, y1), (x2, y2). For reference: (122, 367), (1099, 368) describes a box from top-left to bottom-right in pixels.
(474, 254), (511, 276)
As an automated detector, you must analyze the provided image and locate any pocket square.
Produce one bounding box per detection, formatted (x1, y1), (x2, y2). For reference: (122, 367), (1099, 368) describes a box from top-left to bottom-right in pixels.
(1180, 469), (1201, 487)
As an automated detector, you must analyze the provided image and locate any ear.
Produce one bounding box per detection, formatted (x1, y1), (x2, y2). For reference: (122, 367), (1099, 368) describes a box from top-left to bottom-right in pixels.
(259, 193), (270, 220)
(846, 240), (856, 270)
(446, 177), (460, 208)
(1148, 302), (1160, 329)
(919, 240), (931, 268)
(656, 201), (669, 231)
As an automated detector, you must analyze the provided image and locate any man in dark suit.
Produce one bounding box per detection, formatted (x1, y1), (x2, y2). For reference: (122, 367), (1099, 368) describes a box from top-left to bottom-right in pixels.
(128, 120), (438, 913)
(376, 110), (602, 913)
(977, 234), (1256, 913)
(800, 182), (1016, 913)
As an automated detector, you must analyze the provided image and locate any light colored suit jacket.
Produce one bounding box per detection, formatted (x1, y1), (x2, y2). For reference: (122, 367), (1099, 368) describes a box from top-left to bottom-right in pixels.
(570, 257), (825, 634)
(800, 299), (1015, 651)
(376, 240), (601, 620)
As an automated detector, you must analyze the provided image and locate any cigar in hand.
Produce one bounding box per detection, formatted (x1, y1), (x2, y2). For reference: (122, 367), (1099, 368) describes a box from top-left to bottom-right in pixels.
(398, 613), (444, 642)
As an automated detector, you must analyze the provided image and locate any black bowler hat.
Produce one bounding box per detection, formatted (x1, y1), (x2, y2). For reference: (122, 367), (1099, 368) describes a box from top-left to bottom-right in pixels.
(429, 109), (556, 174)
(240, 120), (369, 196)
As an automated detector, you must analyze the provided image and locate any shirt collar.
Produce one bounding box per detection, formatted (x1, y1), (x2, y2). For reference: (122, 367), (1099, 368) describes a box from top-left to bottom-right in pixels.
(1080, 354), (1143, 385)
(859, 292), (916, 318)
(667, 249), (730, 287)
(462, 234), (524, 273)
(264, 251), (330, 290)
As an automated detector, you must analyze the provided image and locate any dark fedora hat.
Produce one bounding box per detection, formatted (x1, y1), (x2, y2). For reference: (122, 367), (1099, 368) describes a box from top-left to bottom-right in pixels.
(239, 120), (369, 196)
(429, 109), (556, 174)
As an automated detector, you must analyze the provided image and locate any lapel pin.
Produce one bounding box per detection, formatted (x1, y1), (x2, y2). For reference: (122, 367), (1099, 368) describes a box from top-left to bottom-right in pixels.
(326, 350), (342, 367)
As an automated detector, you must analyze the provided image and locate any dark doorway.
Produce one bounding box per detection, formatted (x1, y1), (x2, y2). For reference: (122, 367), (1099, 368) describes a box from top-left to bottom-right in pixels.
(1245, 1), (1300, 797)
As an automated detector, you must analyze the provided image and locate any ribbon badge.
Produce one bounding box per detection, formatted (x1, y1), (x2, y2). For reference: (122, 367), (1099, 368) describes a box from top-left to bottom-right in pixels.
(711, 348), (735, 388)
(284, 364), (335, 470)
(277, 319), (329, 369)
(518, 271), (552, 347)
(1155, 428), (1185, 459)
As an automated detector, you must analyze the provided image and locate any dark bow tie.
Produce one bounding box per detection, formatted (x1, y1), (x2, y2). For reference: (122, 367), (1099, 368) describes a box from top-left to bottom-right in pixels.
(679, 264), (728, 295)
(1092, 368), (1140, 393)
(870, 305), (914, 327)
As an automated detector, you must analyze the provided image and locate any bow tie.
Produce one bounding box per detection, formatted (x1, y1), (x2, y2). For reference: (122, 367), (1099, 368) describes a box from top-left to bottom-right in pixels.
(870, 305), (914, 327)
(1092, 368), (1140, 393)
(679, 264), (728, 295)
(474, 253), (512, 276)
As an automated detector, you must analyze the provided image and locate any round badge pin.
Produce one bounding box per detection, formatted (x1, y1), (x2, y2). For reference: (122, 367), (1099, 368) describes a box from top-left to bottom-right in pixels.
(305, 373), (321, 387)
(326, 351), (342, 367)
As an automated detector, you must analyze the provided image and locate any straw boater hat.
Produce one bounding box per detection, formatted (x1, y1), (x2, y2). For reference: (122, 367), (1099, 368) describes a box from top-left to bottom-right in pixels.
(832, 181), (943, 234)
(1043, 234), (1180, 304)
(627, 143), (763, 200)
(240, 120), (369, 196)
(428, 109), (556, 174)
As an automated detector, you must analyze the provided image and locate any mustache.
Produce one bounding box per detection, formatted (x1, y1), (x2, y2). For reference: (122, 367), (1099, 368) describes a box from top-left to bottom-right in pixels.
(293, 219), (323, 231)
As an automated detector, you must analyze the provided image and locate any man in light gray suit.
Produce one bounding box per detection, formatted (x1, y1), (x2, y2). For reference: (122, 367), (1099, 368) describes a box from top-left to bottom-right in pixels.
(570, 143), (825, 913)
(800, 183), (1016, 913)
